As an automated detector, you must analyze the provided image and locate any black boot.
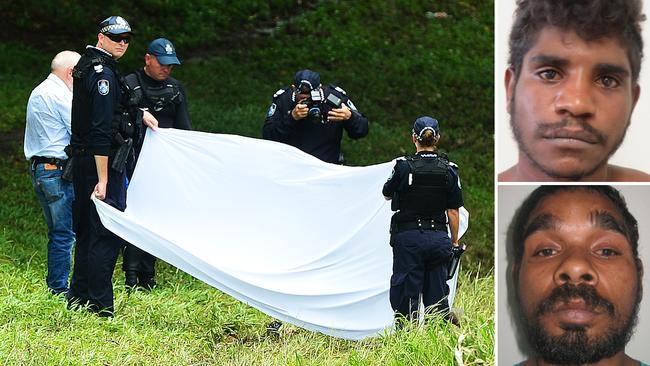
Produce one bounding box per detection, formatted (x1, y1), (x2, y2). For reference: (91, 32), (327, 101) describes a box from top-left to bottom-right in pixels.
(125, 270), (138, 289)
(138, 273), (157, 290)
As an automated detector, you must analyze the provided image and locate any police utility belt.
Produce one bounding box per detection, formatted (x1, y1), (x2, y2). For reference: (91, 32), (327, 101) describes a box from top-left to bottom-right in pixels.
(393, 219), (447, 233)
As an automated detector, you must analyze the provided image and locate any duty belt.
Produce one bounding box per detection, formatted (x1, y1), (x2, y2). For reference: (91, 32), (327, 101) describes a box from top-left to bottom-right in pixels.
(394, 219), (447, 233)
(30, 156), (67, 166)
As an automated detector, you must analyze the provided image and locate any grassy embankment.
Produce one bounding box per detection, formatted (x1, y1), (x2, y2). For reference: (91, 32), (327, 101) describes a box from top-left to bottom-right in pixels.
(0, 1), (493, 364)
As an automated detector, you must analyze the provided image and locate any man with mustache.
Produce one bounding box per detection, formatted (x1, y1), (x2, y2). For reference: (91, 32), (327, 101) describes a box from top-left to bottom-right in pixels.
(498, 0), (650, 181)
(506, 186), (647, 365)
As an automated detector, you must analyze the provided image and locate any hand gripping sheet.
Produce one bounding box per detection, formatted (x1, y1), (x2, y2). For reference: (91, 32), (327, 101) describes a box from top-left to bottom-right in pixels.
(94, 128), (469, 340)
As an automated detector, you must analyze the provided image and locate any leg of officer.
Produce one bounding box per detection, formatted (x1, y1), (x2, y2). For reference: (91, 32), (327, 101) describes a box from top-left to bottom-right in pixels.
(390, 230), (425, 322)
(123, 243), (142, 287)
(85, 167), (127, 315)
(69, 156), (95, 305)
(422, 230), (452, 319)
(137, 253), (156, 289)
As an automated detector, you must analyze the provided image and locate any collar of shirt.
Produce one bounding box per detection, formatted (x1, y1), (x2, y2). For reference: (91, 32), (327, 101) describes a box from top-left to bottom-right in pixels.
(86, 45), (113, 57)
(46, 73), (71, 94)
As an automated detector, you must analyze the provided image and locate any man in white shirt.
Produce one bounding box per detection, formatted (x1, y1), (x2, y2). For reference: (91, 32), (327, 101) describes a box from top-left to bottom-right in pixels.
(24, 50), (81, 296)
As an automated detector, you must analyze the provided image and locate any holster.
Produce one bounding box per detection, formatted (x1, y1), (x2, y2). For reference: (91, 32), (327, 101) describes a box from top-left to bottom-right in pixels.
(62, 145), (74, 182)
(111, 133), (133, 173)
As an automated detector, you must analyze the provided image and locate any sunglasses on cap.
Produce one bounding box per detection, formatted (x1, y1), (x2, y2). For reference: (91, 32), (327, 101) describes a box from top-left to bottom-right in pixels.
(104, 33), (131, 44)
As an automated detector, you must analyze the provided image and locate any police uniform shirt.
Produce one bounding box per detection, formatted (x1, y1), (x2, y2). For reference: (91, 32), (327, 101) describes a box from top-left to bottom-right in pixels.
(126, 68), (191, 130)
(71, 46), (121, 156)
(382, 151), (464, 224)
(262, 85), (369, 164)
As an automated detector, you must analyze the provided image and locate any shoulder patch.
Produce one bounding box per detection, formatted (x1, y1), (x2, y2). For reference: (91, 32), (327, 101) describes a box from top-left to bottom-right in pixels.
(273, 88), (285, 98)
(267, 103), (277, 117)
(334, 86), (347, 95)
(387, 167), (395, 181)
(94, 64), (104, 73)
(448, 161), (459, 169)
(97, 79), (110, 95)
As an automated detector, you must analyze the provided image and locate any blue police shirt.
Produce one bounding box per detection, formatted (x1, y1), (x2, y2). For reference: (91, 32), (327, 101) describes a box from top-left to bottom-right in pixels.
(70, 46), (121, 156)
(262, 84), (369, 164)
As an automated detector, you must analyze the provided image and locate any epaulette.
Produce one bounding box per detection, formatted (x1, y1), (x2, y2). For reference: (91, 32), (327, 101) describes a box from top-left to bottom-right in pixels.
(273, 88), (286, 98)
(332, 85), (347, 95)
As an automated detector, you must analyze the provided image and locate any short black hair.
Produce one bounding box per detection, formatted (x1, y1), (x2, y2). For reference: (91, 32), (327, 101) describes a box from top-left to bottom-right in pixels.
(510, 186), (640, 270)
(508, 0), (645, 83)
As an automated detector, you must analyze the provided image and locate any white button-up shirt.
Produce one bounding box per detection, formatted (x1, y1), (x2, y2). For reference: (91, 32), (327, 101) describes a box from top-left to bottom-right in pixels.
(24, 73), (72, 160)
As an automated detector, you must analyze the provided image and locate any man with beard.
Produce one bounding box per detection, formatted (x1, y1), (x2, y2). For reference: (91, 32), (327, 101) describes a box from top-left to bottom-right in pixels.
(498, 0), (650, 181)
(506, 186), (647, 365)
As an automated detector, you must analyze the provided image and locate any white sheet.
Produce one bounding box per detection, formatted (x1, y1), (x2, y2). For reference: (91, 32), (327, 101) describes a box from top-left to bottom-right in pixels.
(94, 128), (468, 340)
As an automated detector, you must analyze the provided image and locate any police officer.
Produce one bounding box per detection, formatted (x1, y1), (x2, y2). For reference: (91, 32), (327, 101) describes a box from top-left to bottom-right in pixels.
(263, 69), (369, 164)
(68, 16), (158, 316)
(382, 116), (463, 324)
(121, 37), (191, 290)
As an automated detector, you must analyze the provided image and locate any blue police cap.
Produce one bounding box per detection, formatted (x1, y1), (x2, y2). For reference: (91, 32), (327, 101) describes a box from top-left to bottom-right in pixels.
(99, 16), (132, 35)
(294, 69), (321, 91)
(412, 116), (440, 140)
(147, 38), (181, 65)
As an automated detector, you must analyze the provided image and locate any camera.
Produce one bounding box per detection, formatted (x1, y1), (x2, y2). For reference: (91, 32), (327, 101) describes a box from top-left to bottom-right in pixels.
(298, 89), (343, 124)
(303, 89), (323, 120)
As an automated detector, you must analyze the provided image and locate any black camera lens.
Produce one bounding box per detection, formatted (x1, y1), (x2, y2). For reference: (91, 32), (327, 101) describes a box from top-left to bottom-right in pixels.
(308, 106), (321, 118)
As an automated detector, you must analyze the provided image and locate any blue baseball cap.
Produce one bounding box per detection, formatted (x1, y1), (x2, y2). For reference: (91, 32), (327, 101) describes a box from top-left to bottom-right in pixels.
(99, 16), (132, 35)
(147, 38), (181, 65)
(294, 69), (321, 92)
(412, 116), (440, 140)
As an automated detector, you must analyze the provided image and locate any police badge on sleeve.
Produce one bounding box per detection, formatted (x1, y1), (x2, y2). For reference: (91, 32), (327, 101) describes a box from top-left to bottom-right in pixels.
(267, 103), (277, 117)
(98, 79), (110, 95)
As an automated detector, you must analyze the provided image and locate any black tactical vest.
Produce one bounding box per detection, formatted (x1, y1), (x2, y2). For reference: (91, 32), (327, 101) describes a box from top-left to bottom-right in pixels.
(73, 55), (138, 141)
(124, 72), (181, 113)
(394, 154), (449, 217)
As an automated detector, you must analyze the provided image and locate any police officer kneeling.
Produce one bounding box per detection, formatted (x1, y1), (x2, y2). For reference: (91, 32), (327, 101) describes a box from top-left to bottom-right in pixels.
(67, 16), (158, 316)
(382, 116), (463, 325)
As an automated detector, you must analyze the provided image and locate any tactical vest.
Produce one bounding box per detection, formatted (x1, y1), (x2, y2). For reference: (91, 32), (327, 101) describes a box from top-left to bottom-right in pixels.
(392, 154), (449, 217)
(73, 55), (139, 143)
(124, 72), (181, 113)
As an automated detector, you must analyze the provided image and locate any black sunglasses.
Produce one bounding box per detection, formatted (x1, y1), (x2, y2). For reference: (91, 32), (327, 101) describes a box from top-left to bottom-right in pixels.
(104, 33), (131, 44)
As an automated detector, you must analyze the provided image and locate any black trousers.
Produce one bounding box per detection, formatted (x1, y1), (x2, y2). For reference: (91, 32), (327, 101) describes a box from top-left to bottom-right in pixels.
(123, 243), (156, 278)
(69, 156), (126, 315)
(390, 229), (452, 321)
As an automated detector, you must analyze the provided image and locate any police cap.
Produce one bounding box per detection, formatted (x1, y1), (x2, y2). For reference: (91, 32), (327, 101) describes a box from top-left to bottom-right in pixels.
(147, 38), (181, 65)
(294, 69), (321, 92)
(99, 16), (133, 35)
(412, 116), (440, 140)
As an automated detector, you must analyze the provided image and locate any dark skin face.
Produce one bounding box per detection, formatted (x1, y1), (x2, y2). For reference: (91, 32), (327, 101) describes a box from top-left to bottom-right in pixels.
(517, 190), (642, 365)
(504, 27), (640, 181)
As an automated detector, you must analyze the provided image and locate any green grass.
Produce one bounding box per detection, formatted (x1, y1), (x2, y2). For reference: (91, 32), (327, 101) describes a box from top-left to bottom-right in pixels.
(0, 1), (493, 363)
(0, 147), (493, 364)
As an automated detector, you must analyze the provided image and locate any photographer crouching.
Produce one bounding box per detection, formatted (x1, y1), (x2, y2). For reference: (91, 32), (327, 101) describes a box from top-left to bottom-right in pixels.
(262, 69), (369, 164)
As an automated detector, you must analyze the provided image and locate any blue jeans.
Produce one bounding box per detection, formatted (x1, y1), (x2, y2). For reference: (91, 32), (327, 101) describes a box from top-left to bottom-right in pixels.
(30, 163), (75, 295)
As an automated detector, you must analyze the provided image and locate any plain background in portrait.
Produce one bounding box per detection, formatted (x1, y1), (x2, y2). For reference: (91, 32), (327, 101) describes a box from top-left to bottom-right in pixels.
(497, 186), (650, 365)
(496, 0), (650, 175)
